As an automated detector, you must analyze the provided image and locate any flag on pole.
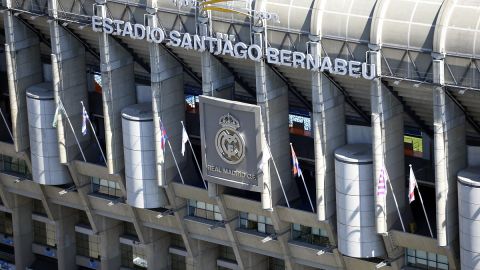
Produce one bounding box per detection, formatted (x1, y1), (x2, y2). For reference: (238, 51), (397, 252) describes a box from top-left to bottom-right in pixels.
(181, 125), (188, 156)
(377, 166), (387, 197)
(160, 120), (168, 150)
(52, 102), (61, 128)
(259, 136), (271, 171)
(81, 104), (88, 136)
(290, 144), (302, 177)
(409, 165), (417, 203)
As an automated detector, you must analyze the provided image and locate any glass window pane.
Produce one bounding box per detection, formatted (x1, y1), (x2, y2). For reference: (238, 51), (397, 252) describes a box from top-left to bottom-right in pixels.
(206, 203), (213, 211)
(416, 250), (427, 259)
(197, 201), (205, 209)
(293, 224), (300, 231)
(266, 218), (272, 225)
(258, 215), (266, 224)
(189, 200), (196, 207)
(248, 213), (257, 221)
(438, 255), (448, 264)
(214, 213), (222, 221)
(258, 223), (266, 233)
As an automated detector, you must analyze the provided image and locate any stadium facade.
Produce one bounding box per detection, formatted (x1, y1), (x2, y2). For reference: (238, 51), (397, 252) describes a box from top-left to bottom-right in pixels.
(0, 0), (479, 269)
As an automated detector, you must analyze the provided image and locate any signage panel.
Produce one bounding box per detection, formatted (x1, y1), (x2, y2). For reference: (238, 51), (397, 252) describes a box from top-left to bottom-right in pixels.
(199, 96), (263, 192)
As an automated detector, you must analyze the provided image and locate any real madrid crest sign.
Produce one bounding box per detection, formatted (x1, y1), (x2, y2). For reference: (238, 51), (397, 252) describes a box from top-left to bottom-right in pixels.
(215, 113), (245, 165)
(199, 95), (263, 192)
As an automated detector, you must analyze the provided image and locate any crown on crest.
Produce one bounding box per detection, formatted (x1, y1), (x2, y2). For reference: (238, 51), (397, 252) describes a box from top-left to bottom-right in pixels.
(219, 113), (240, 130)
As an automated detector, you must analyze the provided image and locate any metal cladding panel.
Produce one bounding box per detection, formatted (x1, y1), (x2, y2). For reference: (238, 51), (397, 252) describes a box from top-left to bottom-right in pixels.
(317, 0), (377, 41)
(122, 103), (164, 209)
(26, 84), (72, 185)
(458, 166), (480, 270)
(372, 0), (443, 50)
(335, 144), (386, 258)
(435, 1), (480, 58)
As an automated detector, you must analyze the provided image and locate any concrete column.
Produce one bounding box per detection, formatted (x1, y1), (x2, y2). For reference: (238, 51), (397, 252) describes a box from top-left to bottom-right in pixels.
(198, 21), (235, 197)
(49, 0), (90, 163)
(186, 240), (218, 270)
(253, 33), (297, 210)
(432, 58), (466, 247)
(310, 42), (345, 221)
(3, 7), (43, 152)
(146, 14), (185, 191)
(370, 51), (405, 234)
(97, 217), (123, 269)
(199, 23), (234, 100)
(241, 251), (268, 270)
(144, 229), (170, 270)
(11, 195), (34, 269)
(55, 207), (78, 270)
(95, 5), (136, 174)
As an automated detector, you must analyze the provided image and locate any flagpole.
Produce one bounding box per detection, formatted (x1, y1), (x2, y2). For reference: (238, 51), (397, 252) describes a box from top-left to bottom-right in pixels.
(386, 175), (406, 232)
(180, 121), (207, 189)
(264, 140), (290, 208)
(80, 101), (107, 165)
(0, 107), (13, 141)
(290, 143), (315, 213)
(58, 100), (87, 162)
(167, 140), (185, 185)
(410, 164), (434, 238)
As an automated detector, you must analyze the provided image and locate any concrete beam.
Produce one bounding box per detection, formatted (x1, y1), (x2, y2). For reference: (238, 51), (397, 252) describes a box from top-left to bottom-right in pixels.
(55, 207), (78, 270)
(433, 58), (466, 248)
(95, 4), (136, 174)
(3, 11), (43, 152)
(310, 42), (345, 221)
(147, 14), (185, 191)
(143, 229), (170, 270)
(11, 194), (34, 269)
(97, 216), (123, 269)
(49, 0), (90, 163)
(253, 32), (298, 210)
(370, 51), (405, 236)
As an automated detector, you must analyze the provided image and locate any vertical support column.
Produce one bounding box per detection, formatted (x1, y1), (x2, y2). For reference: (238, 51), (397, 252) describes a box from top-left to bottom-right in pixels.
(199, 23), (234, 100)
(97, 217), (123, 269)
(146, 14), (184, 190)
(241, 251), (268, 269)
(198, 21), (235, 197)
(49, 0), (90, 163)
(370, 51), (405, 234)
(96, 5), (136, 174)
(185, 240), (218, 270)
(310, 42), (345, 221)
(432, 58), (466, 247)
(11, 195), (34, 269)
(55, 207), (78, 270)
(144, 229), (170, 270)
(253, 32), (296, 210)
(3, 6), (43, 152)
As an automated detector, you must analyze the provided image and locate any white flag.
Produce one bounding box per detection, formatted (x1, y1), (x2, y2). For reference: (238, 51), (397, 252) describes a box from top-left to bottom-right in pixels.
(82, 104), (88, 136)
(259, 136), (271, 171)
(52, 103), (61, 128)
(181, 125), (188, 156)
(409, 165), (417, 203)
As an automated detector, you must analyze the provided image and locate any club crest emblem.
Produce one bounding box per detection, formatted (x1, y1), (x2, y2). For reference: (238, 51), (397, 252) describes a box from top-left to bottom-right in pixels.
(215, 113), (245, 164)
